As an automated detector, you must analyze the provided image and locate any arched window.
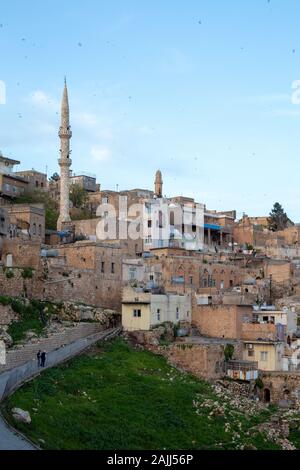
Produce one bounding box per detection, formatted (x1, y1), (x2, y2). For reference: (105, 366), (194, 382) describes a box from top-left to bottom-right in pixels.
(264, 388), (271, 402)
(170, 211), (175, 226)
(32, 223), (36, 235)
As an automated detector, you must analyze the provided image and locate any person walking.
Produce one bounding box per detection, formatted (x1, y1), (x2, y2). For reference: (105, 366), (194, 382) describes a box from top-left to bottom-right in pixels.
(37, 350), (41, 367)
(41, 351), (47, 368)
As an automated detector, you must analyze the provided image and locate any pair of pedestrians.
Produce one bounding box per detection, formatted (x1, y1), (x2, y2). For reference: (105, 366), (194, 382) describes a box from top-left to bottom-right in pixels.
(37, 350), (47, 368)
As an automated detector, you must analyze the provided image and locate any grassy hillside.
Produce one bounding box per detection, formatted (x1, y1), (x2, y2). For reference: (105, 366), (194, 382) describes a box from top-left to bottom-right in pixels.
(1, 339), (287, 450)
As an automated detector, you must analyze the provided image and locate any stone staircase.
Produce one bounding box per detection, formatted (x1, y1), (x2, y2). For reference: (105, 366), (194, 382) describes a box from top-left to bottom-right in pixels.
(0, 323), (108, 373)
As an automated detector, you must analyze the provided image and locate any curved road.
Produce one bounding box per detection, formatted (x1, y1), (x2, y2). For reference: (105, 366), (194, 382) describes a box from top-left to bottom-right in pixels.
(0, 418), (35, 450)
(0, 327), (121, 451)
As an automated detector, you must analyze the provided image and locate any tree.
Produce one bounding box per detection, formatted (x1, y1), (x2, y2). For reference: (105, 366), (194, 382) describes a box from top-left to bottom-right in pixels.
(15, 190), (59, 231)
(268, 202), (290, 232)
(50, 172), (60, 182)
(69, 184), (88, 209)
(224, 344), (234, 362)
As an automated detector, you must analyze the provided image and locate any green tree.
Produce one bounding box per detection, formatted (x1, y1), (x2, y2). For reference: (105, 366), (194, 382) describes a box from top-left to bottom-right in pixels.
(70, 184), (88, 209)
(15, 190), (59, 230)
(268, 202), (291, 232)
(224, 344), (235, 362)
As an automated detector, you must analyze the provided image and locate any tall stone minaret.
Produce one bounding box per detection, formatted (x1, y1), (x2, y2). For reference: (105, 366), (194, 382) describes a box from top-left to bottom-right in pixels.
(154, 170), (163, 198)
(57, 78), (72, 231)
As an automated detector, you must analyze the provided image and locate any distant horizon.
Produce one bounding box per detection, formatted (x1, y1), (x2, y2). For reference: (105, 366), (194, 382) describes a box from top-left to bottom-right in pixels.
(1, 1), (300, 221)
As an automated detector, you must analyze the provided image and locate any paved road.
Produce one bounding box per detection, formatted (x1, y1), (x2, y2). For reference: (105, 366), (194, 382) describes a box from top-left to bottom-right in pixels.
(0, 417), (35, 450)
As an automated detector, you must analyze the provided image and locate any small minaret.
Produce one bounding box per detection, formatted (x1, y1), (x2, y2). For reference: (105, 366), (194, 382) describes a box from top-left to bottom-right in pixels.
(154, 170), (163, 198)
(57, 78), (72, 231)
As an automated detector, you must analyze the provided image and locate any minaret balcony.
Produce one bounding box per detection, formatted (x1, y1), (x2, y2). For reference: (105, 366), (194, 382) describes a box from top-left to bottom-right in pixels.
(58, 158), (72, 167)
(59, 128), (72, 138)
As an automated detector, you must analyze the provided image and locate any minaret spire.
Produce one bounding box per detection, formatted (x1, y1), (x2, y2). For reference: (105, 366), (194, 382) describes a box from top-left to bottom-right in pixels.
(57, 79), (72, 230)
(155, 170), (163, 198)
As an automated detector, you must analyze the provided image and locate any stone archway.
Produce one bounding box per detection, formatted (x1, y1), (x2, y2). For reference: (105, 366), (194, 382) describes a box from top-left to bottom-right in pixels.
(264, 388), (271, 403)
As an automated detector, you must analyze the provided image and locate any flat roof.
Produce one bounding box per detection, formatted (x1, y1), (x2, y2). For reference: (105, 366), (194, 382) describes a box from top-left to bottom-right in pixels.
(0, 155), (20, 165)
(243, 340), (283, 345)
(0, 173), (28, 183)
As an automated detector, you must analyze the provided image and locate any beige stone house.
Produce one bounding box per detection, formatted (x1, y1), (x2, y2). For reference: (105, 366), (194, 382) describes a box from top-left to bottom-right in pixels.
(122, 286), (191, 331)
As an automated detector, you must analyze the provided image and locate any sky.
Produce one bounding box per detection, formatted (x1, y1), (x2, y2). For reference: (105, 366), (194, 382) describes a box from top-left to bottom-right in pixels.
(1, 0), (300, 220)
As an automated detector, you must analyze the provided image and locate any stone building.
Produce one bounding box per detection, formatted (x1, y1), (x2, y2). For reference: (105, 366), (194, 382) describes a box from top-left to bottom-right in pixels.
(192, 304), (253, 340)
(7, 204), (45, 242)
(243, 341), (285, 372)
(15, 170), (48, 192)
(0, 154), (28, 200)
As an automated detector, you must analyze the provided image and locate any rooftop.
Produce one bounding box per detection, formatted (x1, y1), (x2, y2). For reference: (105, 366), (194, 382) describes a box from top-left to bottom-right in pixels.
(0, 153), (20, 166)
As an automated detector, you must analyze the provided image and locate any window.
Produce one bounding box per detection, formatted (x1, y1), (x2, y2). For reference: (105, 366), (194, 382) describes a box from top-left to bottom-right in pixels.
(32, 223), (36, 235)
(230, 280), (233, 287)
(157, 309), (161, 321)
(145, 235), (152, 245)
(202, 278), (208, 288)
(248, 350), (254, 357)
(111, 263), (115, 274)
(41, 182), (44, 188)
(133, 309), (142, 318)
(102, 196), (109, 204)
(220, 280), (224, 290)
(148, 220), (152, 228)
(104, 211), (109, 219)
(101, 262), (105, 273)
(150, 274), (154, 281)
(187, 311), (190, 318)
(158, 211), (163, 229)
(189, 276), (193, 285)
(35, 181), (39, 188)
(260, 351), (268, 362)
(176, 308), (179, 320)
(170, 211), (175, 226)
(39, 224), (42, 236)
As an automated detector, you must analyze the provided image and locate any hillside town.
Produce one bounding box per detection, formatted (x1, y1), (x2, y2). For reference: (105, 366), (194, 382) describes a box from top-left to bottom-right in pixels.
(1, 80), (300, 421)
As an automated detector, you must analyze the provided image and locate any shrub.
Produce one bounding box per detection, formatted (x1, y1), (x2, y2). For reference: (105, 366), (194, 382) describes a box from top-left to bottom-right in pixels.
(0, 295), (12, 306)
(21, 268), (34, 279)
(255, 377), (264, 390)
(11, 299), (25, 315)
(224, 344), (235, 362)
(5, 269), (14, 279)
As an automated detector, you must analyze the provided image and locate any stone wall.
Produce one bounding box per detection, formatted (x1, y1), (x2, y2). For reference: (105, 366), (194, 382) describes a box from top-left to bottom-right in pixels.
(0, 268), (42, 299)
(0, 305), (18, 326)
(242, 322), (277, 341)
(192, 304), (253, 340)
(165, 342), (225, 379)
(261, 372), (300, 404)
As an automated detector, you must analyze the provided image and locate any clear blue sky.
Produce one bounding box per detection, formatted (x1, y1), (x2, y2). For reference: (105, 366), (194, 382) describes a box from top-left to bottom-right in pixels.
(1, 0), (300, 220)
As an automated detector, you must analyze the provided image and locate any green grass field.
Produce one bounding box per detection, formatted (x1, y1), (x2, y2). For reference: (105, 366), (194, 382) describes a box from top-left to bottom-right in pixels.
(1, 339), (286, 450)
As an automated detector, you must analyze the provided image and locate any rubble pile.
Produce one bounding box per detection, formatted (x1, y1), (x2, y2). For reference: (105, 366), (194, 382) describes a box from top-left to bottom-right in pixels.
(47, 301), (120, 327)
(193, 380), (300, 450)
